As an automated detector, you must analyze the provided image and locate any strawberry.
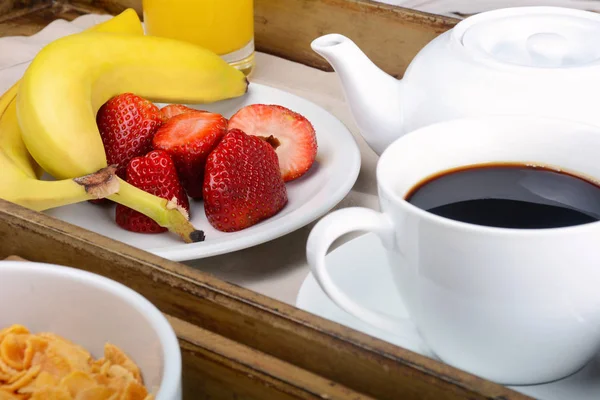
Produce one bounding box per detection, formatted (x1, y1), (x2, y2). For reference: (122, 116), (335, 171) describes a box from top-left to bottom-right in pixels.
(203, 129), (288, 232)
(152, 112), (227, 199)
(160, 104), (206, 122)
(228, 104), (317, 182)
(115, 150), (191, 234)
(96, 93), (163, 179)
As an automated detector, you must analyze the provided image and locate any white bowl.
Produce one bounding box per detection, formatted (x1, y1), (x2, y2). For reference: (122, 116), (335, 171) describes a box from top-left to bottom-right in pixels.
(0, 260), (182, 400)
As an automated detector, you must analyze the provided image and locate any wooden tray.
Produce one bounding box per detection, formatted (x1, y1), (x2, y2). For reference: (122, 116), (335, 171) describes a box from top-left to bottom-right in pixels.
(0, 202), (529, 400)
(0, 1), (529, 399)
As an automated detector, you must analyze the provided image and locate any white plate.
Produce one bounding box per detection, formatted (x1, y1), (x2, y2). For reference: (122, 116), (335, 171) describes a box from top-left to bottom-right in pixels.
(45, 83), (361, 261)
(296, 233), (600, 400)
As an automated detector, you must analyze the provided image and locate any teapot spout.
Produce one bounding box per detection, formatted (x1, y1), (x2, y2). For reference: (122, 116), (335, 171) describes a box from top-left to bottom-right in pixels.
(312, 34), (404, 155)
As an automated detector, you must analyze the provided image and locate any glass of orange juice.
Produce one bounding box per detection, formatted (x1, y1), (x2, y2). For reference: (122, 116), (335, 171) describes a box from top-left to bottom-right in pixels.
(143, 0), (255, 76)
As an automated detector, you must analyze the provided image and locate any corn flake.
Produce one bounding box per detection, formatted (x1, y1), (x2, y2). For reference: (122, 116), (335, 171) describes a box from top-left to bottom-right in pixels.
(103, 345), (141, 384)
(29, 386), (71, 400)
(1, 334), (29, 371)
(0, 326), (29, 344)
(0, 358), (18, 378)
(0, 391), (22, 400)
(73, 386), (115, 400)
(59, 372), (96, 398)
(0, 326), (153, 400)
(3, 366), (40, 392)
(18, 372), (57, 394)
(22, 337), (48, 374)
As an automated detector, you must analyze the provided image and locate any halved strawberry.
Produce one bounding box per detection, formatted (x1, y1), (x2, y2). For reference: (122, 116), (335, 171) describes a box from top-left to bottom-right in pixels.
(204, 129), (288, 232)
(116, 150), (190, 234)
(160, 104), (206, 122)
(152, 112), (227, 199)
(228, 104), (317, 182)
(97, 93), (163, 179)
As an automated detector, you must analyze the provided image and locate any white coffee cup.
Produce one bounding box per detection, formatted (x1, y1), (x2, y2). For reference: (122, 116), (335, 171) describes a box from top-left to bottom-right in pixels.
(306, 116), (600, 385)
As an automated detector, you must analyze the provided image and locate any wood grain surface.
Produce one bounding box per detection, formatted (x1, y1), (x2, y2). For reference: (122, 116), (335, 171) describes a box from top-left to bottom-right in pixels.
(0, 200), (529, 400)
(0, 0), (47, 18)
(253, 0), (457, 77)
(0, 1), (86, 37)
(168, 316), (375, 400)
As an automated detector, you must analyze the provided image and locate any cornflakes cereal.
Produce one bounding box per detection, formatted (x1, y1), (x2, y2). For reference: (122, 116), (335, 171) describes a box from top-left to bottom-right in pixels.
(0, 325), (154, 400)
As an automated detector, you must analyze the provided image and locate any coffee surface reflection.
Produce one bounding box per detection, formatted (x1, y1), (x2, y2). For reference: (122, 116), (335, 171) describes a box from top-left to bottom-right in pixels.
(405, 163), (600, 229)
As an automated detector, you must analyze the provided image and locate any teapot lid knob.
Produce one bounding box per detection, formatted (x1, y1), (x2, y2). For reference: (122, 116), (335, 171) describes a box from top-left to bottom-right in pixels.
(455, 7), (600, 68)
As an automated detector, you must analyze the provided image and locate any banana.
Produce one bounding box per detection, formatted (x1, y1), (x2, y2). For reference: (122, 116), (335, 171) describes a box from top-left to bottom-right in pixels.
(0, 97), (120, 210)
(0, 82), (39, 179)
(0, 81), (19, 121)
(17, 32), (248, 243)
(86, 8), (143, 36)
(0, 8), (144, 180)
(0, 10), (144, 211)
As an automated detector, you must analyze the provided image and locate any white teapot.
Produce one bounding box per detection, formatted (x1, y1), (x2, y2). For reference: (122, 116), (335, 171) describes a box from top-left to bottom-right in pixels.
(311, 7), (600, 155)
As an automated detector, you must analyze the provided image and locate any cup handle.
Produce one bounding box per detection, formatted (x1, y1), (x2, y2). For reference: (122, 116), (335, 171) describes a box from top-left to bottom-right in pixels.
(306, 207), (430, 355)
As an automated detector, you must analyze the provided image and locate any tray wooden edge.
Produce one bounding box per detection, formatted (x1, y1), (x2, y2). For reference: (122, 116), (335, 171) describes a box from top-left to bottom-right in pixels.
(0, 200), (530, 400)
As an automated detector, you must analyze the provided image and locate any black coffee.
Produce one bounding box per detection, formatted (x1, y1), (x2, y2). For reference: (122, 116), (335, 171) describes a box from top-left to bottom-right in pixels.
(405, 163), (600, 229)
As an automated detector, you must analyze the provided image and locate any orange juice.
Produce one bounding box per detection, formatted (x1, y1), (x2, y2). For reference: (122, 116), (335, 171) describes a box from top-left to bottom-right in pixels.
(143, 0), (255, 75)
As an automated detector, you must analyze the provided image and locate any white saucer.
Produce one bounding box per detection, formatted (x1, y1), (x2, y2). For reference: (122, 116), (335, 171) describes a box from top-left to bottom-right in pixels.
(44, 83), (360, 261)
(296, 233), (600, 400)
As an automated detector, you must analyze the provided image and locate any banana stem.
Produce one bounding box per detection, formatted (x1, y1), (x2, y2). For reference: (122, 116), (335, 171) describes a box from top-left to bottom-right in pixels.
(10, 166), (119, 211)
(108, 179), (205, 243)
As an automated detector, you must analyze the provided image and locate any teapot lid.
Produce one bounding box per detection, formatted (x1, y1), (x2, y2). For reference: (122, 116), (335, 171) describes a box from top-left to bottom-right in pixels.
(453, 7), (600, 68)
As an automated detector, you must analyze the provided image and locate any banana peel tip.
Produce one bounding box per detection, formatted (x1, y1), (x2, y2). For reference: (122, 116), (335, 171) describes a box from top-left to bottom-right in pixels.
(190, 230), (206, 243)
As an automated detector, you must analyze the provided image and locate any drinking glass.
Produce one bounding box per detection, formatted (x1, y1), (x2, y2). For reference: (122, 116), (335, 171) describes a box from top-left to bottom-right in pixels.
(143, 0), (255, 76)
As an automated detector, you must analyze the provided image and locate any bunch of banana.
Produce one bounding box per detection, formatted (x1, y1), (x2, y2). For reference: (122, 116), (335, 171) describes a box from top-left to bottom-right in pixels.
(3, 9), (249, 243)
(0, 9), (142, 211)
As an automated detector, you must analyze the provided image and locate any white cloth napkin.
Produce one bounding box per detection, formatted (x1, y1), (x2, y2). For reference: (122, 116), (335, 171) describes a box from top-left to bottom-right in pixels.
(0, 14), (112, 95)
